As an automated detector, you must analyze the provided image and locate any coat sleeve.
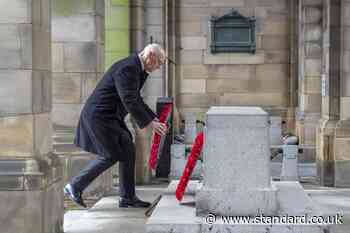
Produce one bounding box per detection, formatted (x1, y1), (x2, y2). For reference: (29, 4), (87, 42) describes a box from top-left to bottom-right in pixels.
(113, 67), (156, 129)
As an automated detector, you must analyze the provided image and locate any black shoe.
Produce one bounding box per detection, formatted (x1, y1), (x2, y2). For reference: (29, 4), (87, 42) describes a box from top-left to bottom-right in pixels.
(64, 183), (87, 208)
(119, 196), (151, 208)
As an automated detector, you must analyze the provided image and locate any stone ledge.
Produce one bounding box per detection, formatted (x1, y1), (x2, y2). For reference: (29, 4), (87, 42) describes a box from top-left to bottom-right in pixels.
(203, 51), (265, 65)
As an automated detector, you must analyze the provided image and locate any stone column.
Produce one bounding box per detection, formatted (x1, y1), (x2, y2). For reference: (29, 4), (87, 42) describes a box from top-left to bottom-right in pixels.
(105, 0), (130, 69)
(296, 0), (323, 158)
(333, 0), (350, 187)
(51, 0), (112, 197)
(316, 0), (341, 186)
(131, 0), (166, 183)
(196, 107), (277, 216)
(0, 1), (63, 233)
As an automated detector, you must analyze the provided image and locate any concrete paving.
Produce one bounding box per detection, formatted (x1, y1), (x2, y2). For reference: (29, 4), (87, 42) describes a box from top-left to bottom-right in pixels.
(64, 184), (350, 233)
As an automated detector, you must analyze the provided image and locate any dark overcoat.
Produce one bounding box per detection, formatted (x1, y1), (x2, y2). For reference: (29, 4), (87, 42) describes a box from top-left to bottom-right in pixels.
(74, 54), (157, 161)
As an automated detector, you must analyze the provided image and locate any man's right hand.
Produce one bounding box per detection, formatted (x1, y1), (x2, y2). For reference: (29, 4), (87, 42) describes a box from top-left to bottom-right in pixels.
(149, 119), (168, 136)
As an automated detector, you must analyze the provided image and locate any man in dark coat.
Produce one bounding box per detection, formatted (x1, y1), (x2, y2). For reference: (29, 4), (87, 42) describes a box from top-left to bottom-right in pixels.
(64, 44), (168, 208)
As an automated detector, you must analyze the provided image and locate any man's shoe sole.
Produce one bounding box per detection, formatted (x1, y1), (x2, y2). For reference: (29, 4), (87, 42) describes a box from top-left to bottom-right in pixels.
(64, 186), (87, 208)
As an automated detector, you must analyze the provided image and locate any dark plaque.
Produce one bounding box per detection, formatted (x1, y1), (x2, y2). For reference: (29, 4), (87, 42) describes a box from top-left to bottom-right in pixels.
(210, 9), (256, 54)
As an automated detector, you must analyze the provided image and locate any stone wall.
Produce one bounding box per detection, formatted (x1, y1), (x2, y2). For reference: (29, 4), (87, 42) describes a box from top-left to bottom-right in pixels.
(175, 0), (291, 122)
(51, 0), (105, 128)
(0, 0), (63, 232)
(51, 0), (114, 197)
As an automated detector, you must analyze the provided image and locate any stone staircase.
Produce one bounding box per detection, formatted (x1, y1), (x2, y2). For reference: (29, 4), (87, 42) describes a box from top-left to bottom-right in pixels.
(52, 125), (115, 209)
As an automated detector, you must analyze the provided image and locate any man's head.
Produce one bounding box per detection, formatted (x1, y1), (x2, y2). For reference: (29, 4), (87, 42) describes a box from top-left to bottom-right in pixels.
(140, 44), (166, 73)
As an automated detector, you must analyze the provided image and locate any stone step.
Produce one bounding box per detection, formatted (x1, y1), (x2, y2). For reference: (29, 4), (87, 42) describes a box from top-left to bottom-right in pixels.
(53, 143), (81, 153)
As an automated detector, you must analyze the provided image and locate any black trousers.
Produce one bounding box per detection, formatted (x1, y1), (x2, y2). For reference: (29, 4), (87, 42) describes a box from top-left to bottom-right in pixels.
(70, 150), (136, 199)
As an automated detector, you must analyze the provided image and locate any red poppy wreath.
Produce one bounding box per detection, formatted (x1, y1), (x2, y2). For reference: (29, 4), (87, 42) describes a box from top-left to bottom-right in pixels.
(176, 132), (204, 202)
(148, 103), (173, 170)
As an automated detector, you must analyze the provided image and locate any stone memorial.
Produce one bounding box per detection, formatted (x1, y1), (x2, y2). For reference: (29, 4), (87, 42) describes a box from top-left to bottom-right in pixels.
(196, 107), (277, 216)
(146, 106), (326, 233)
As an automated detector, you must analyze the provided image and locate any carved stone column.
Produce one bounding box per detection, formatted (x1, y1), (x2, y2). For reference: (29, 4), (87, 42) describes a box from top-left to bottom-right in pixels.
(0, 1), (63, 232)
(296, 0), (323, 159)
(333, 0), (350, 187)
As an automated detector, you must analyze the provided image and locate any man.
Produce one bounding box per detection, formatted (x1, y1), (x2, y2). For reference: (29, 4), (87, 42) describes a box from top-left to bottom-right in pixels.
(64, 44), (168, 208)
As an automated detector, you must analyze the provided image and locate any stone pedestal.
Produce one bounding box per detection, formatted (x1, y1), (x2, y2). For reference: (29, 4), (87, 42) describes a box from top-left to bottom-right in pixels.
(146, 107), (326, 233)
(184, 113), (197, 144)
(196, 107), (277, 216)
(0, 1), (64, 232)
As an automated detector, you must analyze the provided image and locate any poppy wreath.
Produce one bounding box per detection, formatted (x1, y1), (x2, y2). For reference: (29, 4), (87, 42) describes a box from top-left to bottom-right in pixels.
(175, 131), (204, 202)
(148, 103), (173, 170)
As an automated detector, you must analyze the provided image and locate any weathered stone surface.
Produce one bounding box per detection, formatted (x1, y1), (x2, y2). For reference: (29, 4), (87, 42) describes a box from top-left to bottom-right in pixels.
(0, 115), (33, 157)
(179, 50), (203, 65)
(52, 15), (96, 42)
(52, 104), (83, 127)
(178, 94), (218, 108)
(81, 73), (98, 103)
(340, 97), (350, 120)
(180, 65), (209, 79)
(245, 0), (288, 8)
(0, 0), (31, 23)
(33, 71), (52, 113)
(196, 107), (277, 216)
(219, 93), (288, 107)
(184, 112), (197, 144)
(145, 25), (162, 45)
(305, 7), (322, 24)
(334, 138), (350, 161)
(206, 79), (250, 93)
(180, 37), (207, 50)
(305, 42), (322, 57)
(208, 0), (244, 7)
(343, 1), (350, 26)
(0, 70), (32, 115)
(32, 26), (51, 71)
(263, 21), (289, 35)
(64, 43), (97, 72)
(335, 160), (350, 187)
(204, 51), (265, 65)
(176, 21), (202, 36)
(208, 65), (253, 79)
(305, 58), (322, 76)
(305, 77), (321, 94)
(141, 77), (163, 96)
(265, 50), (290, 64)
(52, 43), (64, 72)
(180, 79), (206, 94)
(52, 73), (81, 104)
(344, 50), (350, 73)
(305, 25), (322, 41)
(262, 35), (289, 49)
(34, 113), (53, 156)
(256, 64), (288, 81)
(145, 7), (162, 25)
(178, 7), (209, 22)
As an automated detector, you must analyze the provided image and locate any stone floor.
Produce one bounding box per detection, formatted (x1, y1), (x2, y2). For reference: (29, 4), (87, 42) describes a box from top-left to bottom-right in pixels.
(64, 183), (350, 233)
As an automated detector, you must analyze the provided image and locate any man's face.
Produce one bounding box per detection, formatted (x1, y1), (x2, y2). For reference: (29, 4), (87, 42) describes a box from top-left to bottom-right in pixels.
(144, 52), (163, 73)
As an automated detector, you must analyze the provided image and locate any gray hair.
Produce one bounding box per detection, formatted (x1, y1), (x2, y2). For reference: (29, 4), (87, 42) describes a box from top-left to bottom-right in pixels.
(140, 43), (166, 63)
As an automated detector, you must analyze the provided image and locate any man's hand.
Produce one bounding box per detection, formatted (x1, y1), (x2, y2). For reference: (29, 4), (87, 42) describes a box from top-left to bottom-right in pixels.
(149, 119), (168, 136)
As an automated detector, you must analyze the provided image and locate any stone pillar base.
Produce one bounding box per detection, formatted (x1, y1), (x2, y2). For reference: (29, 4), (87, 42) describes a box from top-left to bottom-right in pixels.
(316, 119), (337, 186)
(0, 156), (64, 233)
(196, 184), (277, 216)
(334, 120), (350, 187)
